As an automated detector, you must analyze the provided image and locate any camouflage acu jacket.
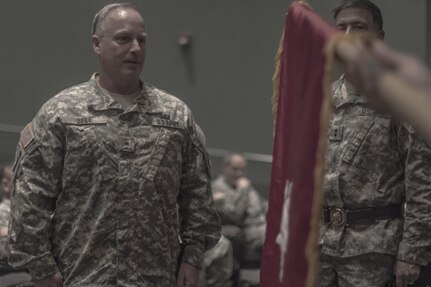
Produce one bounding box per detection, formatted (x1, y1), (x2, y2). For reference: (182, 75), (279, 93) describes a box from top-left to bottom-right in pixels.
(211, 176), (266, 230)
(320, 77), (431, 266)
(8, 76), (221, 286)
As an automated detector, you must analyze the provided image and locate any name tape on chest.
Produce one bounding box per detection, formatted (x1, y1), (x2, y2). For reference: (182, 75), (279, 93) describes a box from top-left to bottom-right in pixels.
(151, 118), (183, 129)
(358, 108), (375, 117)
(358, 108), (390, 118)
(61, 117), (108, 125)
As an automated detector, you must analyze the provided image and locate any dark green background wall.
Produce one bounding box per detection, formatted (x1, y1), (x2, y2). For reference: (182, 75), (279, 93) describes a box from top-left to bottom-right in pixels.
(0, 0), (427, 196)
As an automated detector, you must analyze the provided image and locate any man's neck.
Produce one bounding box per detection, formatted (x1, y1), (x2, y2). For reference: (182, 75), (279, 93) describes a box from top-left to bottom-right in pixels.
(98, 73), (141, 95)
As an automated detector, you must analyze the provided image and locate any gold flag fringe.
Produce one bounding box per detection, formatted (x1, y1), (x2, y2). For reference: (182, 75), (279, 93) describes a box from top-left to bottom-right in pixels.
(272, 0), (312, 133)
(305, 35), (349, 287)
(271, 31), (284, 134)
(271, 4), (377, 283)
(306, 33), (378, 287)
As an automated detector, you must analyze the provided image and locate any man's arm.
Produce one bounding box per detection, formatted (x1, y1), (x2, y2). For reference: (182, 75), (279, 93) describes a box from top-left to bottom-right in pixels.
(177, 113), (221, 284)
(342, 40), (431, 141)
(8, 105), (64, 281)
(212, 180), (248, 227)
(395, 123), (431, 285)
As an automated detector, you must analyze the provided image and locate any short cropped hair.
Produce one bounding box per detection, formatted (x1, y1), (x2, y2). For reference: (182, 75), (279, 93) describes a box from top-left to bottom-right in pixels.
(222, 152), (246, 167)
(92, 2), (141, 35)
(333, 0), (383, 32)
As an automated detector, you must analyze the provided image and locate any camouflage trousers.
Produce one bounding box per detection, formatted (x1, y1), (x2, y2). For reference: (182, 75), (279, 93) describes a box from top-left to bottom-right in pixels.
(318, 253), (395, 287)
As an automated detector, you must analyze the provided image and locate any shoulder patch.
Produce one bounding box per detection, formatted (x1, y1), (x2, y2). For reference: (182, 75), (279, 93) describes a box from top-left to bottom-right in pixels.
(19, 123), (35, 149)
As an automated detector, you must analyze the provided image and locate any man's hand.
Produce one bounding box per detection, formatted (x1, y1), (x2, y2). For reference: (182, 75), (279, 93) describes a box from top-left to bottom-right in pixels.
(236, 177), (251, 190)
(213, 191), (226, 201)
(176, 262), (199, 287)
(344, 40), (431, 116)
(0, 226), (7, 237)
(33, 272), (63, 287)
(394, 260), (420, 287)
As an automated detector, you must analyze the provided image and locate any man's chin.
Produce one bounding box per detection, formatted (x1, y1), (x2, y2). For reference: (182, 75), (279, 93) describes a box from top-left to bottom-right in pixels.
(119, 68), (143, 78)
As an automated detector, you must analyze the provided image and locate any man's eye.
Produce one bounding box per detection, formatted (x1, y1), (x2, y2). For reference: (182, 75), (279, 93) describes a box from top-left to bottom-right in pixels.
(116, 35), (131, 43)
(353, 24), (367, 30)
(138, 37), (146, 45)
(336, 25), (346, 31)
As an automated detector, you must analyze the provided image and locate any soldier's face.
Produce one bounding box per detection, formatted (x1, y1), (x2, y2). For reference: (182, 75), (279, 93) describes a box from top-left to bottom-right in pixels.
(92, 8), (147, 81)
(335, 8), (383, 39)
(223, 155), (247, 187)
(0, 166), (13, 199)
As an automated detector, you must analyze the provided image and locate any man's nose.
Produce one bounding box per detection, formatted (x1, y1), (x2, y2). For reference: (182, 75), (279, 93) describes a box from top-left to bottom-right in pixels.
(345, 26), (352, 35)
(130, 39), (141, 51)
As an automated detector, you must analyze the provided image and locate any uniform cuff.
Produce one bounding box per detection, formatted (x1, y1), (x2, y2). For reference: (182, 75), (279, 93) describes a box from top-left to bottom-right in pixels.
(25, 254), (59, 280)
(397, 243), (431, 266)
(180, 245), (204, 269)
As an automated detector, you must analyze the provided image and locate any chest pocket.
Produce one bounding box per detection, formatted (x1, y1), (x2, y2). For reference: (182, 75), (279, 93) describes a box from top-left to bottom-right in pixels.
(341, 120), (374, 164)
(61, 117), (108, 157)
(144, 118), (185, 181)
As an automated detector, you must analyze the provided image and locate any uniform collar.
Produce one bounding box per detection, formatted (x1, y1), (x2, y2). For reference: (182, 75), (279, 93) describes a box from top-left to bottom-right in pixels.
(332, 74), (368, 109)
(87, 73), (156, 112)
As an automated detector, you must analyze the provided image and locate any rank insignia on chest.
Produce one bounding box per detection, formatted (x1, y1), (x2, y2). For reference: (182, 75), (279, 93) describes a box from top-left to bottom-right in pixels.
(329, 125), (343, 141)
(120, 137), (135, 153)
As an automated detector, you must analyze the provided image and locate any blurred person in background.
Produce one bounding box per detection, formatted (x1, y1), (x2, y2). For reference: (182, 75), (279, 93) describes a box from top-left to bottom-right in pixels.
(212, 152), (267, 287)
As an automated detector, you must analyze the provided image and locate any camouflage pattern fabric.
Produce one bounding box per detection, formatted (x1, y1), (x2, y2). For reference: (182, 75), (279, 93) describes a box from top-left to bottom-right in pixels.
(0, 198), (10, 228)
(320, 76), (431, 266)
(199, 235), (233, 287)
(318, 253), (394, 287)
(8, 75), (221, 286)
(0, 199), (10, 263)
(0, 199), (33, 287)
(211, 176), (266, 252)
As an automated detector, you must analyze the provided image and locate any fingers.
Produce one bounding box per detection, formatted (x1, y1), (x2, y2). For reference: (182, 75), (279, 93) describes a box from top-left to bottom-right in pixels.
(176, 270), (185, 287)
(371, 41), (404, 70)
(395, 261), (421, 287)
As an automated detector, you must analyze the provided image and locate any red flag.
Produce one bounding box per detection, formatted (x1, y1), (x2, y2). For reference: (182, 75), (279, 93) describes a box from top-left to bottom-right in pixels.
(261, 3), (338, 287)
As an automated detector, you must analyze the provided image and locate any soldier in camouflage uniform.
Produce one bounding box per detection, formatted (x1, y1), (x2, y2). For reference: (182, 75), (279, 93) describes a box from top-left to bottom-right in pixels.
(1, 163), (12, 262)
(0, 163), (33, 287)
(212, 153), (267, 286)
(8, 3), (221, 287)
(319, 1), (431, 287)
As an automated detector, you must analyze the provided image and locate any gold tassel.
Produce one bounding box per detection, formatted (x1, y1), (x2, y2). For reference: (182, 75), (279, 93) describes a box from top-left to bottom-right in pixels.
(305, 33), (351, 287)
(271, 30), (285, 135)
(297, 0), (312, 10)
(305, 32), (373, 287)
(272, 0), (313, 134)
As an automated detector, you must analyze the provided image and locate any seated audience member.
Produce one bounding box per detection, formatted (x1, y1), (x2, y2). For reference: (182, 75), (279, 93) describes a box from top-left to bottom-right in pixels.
(212, 153), (267, 285)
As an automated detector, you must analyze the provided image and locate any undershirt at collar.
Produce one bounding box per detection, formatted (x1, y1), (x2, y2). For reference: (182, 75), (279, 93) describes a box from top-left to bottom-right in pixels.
(96, 78), (142, 109)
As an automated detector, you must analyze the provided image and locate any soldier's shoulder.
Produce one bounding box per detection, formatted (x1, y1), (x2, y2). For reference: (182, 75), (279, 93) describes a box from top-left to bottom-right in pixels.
(38, 81), (95, 117)
(145, 83), (189, 110)
(43, 82), (93, 108)
(331, 77), (344, 94)
(211, 177), (228, 190)
(51, 81), (95, 104)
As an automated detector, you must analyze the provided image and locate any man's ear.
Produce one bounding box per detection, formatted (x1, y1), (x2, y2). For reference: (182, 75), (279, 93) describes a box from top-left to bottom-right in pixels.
(378, 30), (385, 40)
(92, 35), (101, 54)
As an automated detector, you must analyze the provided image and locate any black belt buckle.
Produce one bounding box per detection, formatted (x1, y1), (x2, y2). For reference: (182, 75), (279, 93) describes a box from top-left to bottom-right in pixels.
(330, 208), (347, 226)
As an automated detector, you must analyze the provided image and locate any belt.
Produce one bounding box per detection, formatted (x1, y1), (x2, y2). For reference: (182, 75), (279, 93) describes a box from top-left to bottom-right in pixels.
(323, 204), (402, 226)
